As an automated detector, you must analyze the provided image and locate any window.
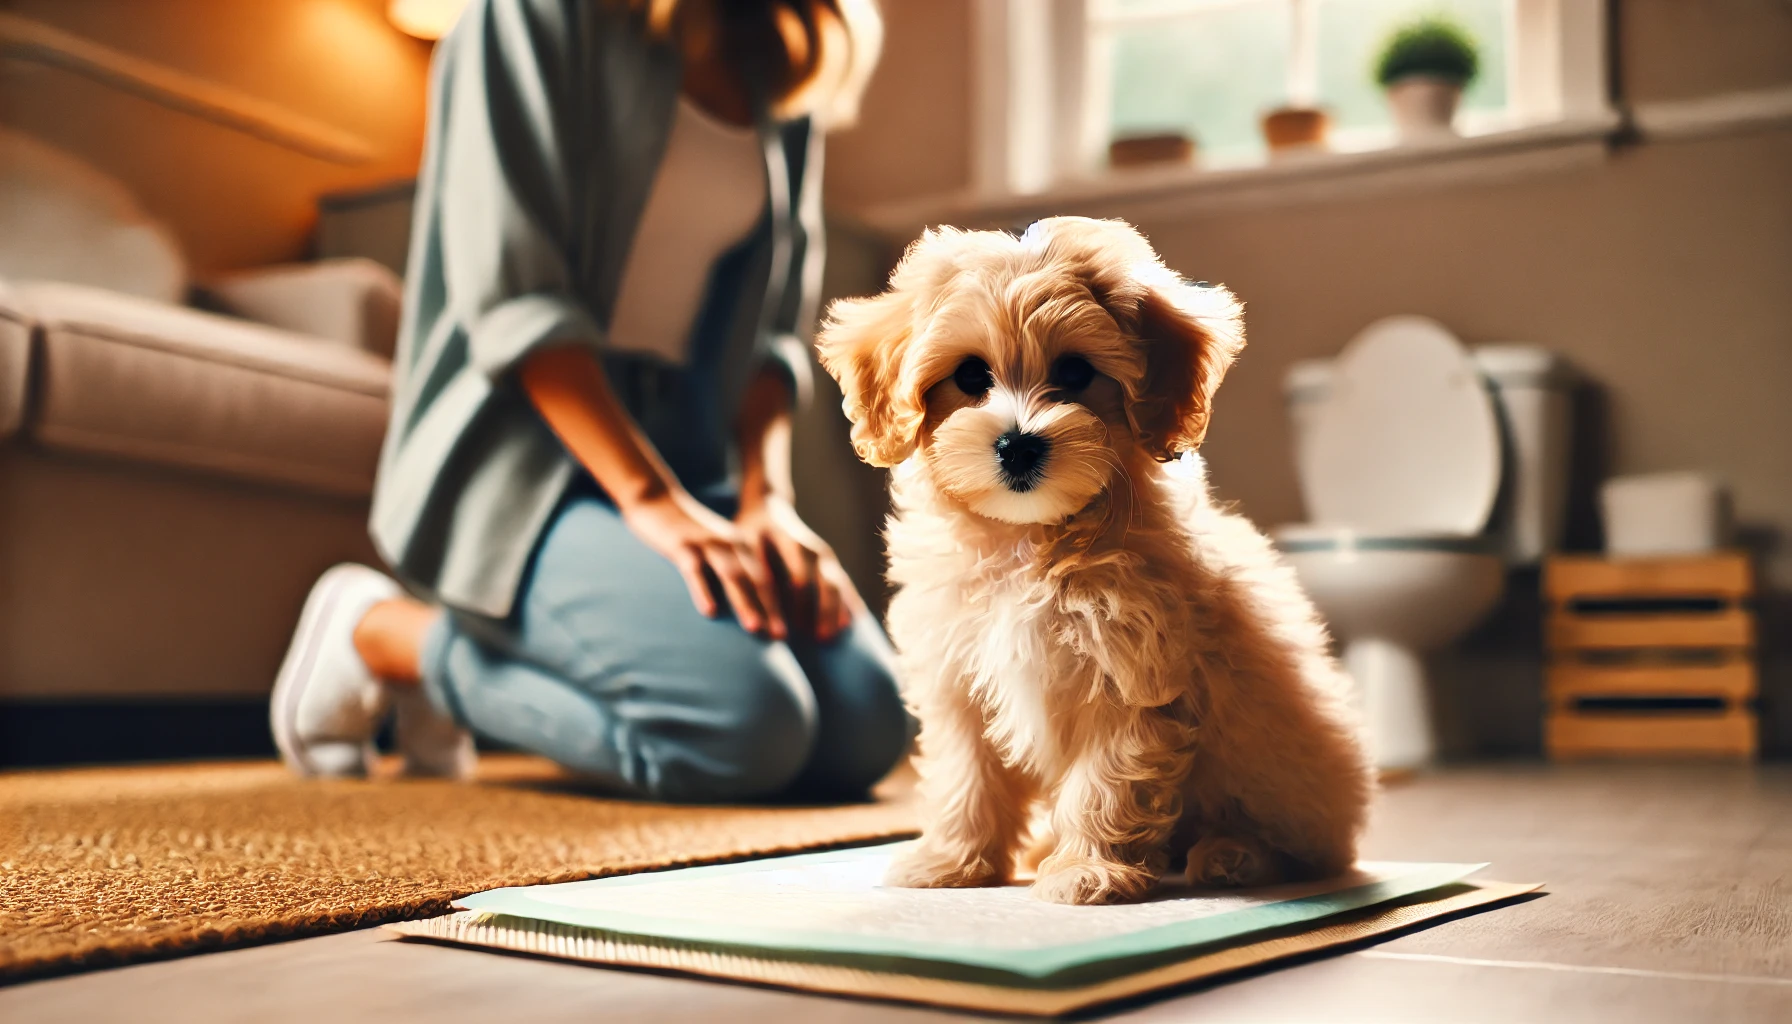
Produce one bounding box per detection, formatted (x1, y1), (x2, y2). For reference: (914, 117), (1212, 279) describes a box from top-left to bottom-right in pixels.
(1095, 0), (1513, 165)
(971, 0), (1608, 198)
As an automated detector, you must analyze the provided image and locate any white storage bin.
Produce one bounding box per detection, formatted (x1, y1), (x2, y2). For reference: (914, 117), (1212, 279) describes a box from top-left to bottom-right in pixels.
(1600, 472), (1727, 556)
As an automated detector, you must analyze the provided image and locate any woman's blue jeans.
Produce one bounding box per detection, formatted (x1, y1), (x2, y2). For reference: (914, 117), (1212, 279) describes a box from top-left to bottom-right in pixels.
(420, 492), (912, 802)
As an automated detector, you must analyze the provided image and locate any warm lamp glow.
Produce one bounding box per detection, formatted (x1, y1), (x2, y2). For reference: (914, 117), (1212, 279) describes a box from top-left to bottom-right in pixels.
(388, 0), (468, 40)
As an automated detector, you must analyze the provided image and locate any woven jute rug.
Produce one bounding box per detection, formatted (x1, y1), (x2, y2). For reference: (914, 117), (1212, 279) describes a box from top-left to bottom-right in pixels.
(0, 755), (918, 983)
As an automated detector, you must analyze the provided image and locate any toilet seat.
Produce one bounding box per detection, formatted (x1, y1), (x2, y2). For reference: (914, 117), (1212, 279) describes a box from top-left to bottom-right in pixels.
(1276, 317), (1510, 772)
(1300, 316), (1502, 537)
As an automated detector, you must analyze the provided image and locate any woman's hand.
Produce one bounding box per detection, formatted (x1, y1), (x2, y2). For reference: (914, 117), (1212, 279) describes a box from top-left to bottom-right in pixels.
(619, 488), (786, 639)
(520, 347), (787, 637)
(729, 364), (858, 643)
(734, 494), (859, 643)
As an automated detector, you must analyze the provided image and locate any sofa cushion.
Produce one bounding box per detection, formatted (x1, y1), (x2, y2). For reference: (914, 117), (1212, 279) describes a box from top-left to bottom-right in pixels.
(8, 282), (390, 499)
(0, 128), (188, 304)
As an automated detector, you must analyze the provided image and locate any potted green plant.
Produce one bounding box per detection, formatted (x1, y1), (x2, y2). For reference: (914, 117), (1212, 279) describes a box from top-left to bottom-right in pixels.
(1374, 16), (1480, 140)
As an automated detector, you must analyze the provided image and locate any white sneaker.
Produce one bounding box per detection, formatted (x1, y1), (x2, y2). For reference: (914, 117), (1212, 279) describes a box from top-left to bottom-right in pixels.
(394, 686), (477, 779)
(271, 564), (401, 777)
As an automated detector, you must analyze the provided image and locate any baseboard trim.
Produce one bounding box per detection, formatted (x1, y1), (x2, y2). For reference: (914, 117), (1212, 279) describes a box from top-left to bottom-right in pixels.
(0, 697), (277, 767)
(0, 698), (518, 768)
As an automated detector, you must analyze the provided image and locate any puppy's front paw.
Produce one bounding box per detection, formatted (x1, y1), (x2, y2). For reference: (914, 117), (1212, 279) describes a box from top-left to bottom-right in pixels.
(1185, 836), (1280, 888)
(1030, 858), (1156, 905)
(883, 843), (1006, 889)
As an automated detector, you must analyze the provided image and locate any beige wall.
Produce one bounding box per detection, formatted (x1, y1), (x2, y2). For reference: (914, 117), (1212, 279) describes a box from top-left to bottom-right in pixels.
(823, 0), (975, 209)
(818, 0), (1792, 754)
(1621, 0), (1792, 102)
(1, 0), (431, 274)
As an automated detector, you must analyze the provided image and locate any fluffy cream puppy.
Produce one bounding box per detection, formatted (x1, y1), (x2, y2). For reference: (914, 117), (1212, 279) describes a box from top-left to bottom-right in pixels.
(816, 217), (1373, 905)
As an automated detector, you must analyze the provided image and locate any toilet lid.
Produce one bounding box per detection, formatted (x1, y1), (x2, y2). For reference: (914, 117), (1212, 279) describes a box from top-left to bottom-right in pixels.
(1302, 316), (1501, 534)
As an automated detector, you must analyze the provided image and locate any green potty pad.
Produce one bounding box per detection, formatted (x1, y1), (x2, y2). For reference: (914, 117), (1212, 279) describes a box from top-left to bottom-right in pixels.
(391, 841), (1538, 1016)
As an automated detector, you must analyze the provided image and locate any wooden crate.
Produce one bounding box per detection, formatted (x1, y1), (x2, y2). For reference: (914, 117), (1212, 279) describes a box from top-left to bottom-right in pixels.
(1544, 552), (1758, 760)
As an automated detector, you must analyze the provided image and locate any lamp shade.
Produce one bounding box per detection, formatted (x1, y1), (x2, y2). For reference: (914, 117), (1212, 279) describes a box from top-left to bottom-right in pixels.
(388, 0), (468, 40)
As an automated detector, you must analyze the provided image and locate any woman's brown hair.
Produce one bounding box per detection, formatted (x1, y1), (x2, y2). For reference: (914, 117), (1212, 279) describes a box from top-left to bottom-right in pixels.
(628, 0), (882, 127)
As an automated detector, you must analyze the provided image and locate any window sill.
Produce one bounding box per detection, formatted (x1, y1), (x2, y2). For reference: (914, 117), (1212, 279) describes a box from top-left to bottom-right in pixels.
(835, 113), (1623, 241)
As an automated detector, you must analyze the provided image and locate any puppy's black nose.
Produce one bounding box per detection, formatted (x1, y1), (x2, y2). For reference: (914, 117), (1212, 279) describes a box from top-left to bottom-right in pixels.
(994, 431), (1051, 490)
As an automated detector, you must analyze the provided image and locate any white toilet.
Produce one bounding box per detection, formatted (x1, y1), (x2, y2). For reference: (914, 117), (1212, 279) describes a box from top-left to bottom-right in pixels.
(1275, 317), (1573, 770)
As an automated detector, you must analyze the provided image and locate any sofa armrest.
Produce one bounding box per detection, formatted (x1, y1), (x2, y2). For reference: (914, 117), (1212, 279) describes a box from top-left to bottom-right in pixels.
(0, 279), (34, 440)
(200, 257), (402, 359)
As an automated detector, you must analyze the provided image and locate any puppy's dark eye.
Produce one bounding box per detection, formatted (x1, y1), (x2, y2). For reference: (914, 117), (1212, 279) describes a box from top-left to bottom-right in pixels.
(953, 356), (994, 397)
(1051, 355), (1096, 392)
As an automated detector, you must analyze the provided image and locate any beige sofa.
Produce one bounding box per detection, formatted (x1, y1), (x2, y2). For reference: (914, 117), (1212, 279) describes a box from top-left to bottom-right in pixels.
(0, 269), (394, 761)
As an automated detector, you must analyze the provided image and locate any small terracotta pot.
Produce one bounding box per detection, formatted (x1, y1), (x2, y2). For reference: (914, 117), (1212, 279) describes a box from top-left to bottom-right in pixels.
(1261, 106), (1329, 155)
(1386, 75), (1463, 139)
(1108, 133), (1196, 169)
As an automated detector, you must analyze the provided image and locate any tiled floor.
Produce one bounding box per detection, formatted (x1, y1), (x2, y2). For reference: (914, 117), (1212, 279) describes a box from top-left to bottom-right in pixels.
(6, 763), (1789, 1022)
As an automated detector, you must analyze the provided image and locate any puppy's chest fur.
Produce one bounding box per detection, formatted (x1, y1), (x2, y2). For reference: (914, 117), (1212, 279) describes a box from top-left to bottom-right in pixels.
(886, 509), (1191, 778)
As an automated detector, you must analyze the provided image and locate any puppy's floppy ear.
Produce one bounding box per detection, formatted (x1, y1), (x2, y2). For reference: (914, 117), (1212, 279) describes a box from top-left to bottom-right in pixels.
(1021, 217), (1244, 460)
(816, 288), (918, 467)
(817, 227), (984, 467)
(1128, 270), (1245, 460)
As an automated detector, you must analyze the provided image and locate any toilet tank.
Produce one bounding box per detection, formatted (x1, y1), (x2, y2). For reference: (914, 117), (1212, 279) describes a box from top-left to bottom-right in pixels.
(1284, 345), (1575, 564)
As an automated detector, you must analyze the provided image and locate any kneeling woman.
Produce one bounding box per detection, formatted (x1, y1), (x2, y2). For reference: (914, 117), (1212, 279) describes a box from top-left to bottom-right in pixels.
(271, 0), (909, 801)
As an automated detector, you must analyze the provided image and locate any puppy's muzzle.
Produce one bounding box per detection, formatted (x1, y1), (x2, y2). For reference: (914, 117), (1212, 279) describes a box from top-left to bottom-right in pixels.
(994, 430), (1051, 492)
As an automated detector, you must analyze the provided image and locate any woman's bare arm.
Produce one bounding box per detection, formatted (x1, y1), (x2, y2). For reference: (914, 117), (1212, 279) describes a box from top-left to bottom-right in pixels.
(735, 366), (797, 510)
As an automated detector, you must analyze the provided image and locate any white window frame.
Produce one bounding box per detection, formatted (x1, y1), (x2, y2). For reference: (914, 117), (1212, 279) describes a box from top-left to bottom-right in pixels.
(972, 0), (1609, 200)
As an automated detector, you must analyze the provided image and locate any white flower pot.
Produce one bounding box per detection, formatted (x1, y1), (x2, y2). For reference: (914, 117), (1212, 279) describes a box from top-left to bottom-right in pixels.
(1386, 76), (1463, 140)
